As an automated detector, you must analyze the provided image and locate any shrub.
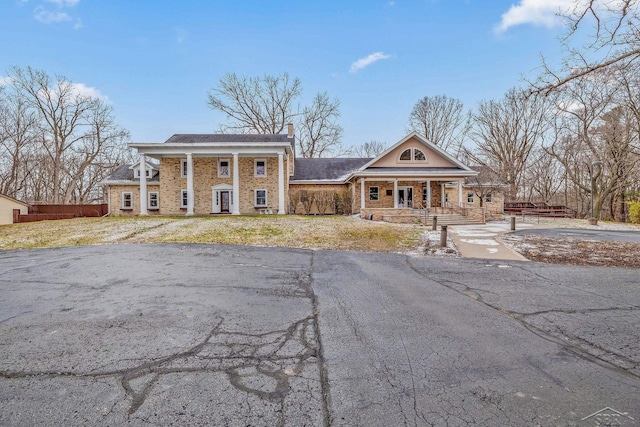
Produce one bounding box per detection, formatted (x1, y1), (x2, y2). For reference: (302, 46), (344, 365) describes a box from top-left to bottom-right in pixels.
(628, 201), (640, 224)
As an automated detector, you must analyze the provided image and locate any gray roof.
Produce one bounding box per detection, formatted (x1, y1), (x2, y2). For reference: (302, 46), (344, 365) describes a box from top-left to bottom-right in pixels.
(292, 158), (371, 181)
(464, 166), (507, 185)
(104, 165), (160, 182)
(363, 167), (466, 173)
(165, 134), (294, 144)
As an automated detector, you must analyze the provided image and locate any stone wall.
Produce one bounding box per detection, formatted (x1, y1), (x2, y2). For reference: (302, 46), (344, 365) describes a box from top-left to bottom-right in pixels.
(109, 184), (161, 216)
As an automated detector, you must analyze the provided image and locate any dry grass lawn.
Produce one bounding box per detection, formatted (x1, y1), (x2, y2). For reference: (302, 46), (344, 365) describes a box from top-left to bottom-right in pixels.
(0, 216), (424, 253)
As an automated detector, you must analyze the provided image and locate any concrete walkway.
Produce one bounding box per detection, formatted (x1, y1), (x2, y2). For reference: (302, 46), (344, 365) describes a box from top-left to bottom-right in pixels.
(447, 222), (533, 261)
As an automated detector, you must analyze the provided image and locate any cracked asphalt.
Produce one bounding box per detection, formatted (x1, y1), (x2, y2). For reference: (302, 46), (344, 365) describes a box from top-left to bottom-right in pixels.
(0, 244), (638, 426)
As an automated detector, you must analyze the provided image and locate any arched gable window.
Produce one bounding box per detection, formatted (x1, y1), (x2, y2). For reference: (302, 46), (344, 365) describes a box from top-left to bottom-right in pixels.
(400, 149), (412, 161)
(398, 148), (427, 162)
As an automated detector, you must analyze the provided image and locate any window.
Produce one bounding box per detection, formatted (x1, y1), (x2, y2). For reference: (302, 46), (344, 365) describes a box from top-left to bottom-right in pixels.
(399, 148), (427, 162)
(181, 160), (188, 177)
(467, 193), (474, 203)
(422, 187), (427, 201)
(148, 192), (159, 210)
(255, 159), (267, 177)
(135, 169), (151, 178)
(255, 189), (267, 207)
(369, 186), (379, 201)
(445, 193), (449, 203)
(122, 192), (133, 209)
(181, 189), (188, 208)
(485, 193), (493, 203)
(218, 159), (230, 177)
(386, 189), (393, 196)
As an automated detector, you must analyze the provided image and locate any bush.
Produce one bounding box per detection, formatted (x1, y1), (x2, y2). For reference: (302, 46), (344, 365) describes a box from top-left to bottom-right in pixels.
(628, 201), (640, 224)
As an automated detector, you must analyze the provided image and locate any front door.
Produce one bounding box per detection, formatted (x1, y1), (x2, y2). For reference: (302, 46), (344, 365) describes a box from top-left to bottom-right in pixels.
(221, 191), (230, 213)
(398, 186), (413, 208)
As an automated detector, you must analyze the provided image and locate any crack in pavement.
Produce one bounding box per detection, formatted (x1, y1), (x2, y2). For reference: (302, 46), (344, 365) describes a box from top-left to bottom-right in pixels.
(404, 256), (640, 383)
(1, 254), (332, 426)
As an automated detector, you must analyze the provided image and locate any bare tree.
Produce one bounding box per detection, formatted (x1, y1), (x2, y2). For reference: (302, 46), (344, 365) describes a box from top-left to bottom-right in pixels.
(531, 0), (640, 94)
(467, 88), (550, 201)
(350, 140), (388, 157)
(207, 73), (344, 157)
(296, 92), (344, 158)
(3, 66), (130, 204)
(406, 95), (470, 155)
(465, 166), (506, 208)
(207, 73), (301, 134)
(0, 85), (38, 199)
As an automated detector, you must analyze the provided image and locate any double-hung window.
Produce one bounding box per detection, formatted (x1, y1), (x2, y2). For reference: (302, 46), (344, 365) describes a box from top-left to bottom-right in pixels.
(255, 159), (267, 177)
(122, 192), (133, 209)
(255, 189), (267, 207)
(148, 192), (159, 210)
(369, 186), (379, 201)
(181, 189), (188, 208)
(218, 159), (230, 177)
(485, 193), (493, 203)
(467, 193), (474, 203)
(181, 160), (188, 178)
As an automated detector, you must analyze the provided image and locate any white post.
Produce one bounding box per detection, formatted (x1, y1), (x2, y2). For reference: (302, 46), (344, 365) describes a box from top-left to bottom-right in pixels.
(186, 153), (194, 215)
(278, 153), (285, 214)
(426, 179), (432, 208)
(441, 183), (445, 208)
(139, 153), (148, 215)
(393, 179), (398, 208)
(458, 180), (463, 208)
(360, 178), (365, 211)
(232, 153), (240, 215)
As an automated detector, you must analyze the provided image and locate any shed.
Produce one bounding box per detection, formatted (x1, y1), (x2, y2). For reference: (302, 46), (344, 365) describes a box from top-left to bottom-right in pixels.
(0, 194), (29, 225)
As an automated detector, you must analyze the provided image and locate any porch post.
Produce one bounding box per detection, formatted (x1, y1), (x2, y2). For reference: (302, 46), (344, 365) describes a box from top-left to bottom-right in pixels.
(360, 178), (365, 211)
(426, 179), (432, 208)
(393, 179), (398, 208)
(278, 152), (285, 214)
(232, 153), (240, 215)
(139, 153), (148, 215)
(458, 179), (463, 207)
(441, 183), (445, 207)
(186, 153), (194, 216)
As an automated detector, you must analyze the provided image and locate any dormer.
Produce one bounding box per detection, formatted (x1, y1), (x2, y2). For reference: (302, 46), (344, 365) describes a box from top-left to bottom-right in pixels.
(129, 161), (159, 179)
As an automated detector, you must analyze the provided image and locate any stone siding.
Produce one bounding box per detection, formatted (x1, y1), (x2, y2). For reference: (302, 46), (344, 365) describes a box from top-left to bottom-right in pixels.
(109, 184), (161, 216)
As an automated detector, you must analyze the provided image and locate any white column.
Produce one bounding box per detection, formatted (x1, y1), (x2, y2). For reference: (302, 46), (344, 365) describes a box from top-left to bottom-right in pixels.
(185, 153), (194, 215)
(458, 180), (463, 207)
(426, 180), (431, 208)
(441, 183), (445, 208)
(360, 178), (365, 211)
(232, 153), (240, 215)
(278, 153), (285, 214)
(393, 179), (398, 208)
(139, 153), (148, 215)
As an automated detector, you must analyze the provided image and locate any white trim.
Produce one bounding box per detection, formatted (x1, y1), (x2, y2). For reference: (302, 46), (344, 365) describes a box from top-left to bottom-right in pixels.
(368, 185), (379, 202)
(278, 153), (285, 214)
(358, 132), (474, 172)
(180, 189), (188, 209)
(139, 153), (148, 215)
(232, 154), (240, 215)
(180, 159), (188, 178)
(186, 153), (194, 215)
(360, 178), (365, 210)
(122, 191), (133, 210)
(218, 158), (230, 177)
(393, 179), (398, 208)
(254, 189), (268, 207)
(148, 191), (159, 210)
(254, 158), (267, 177)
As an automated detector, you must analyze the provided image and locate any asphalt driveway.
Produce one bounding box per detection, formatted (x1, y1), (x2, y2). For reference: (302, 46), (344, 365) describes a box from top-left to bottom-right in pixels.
(1, 244), (638, 426)
(510, 227), (640, 243)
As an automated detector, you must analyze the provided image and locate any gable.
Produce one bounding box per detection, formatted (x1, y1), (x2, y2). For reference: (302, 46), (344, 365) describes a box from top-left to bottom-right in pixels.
(367, 136), (459, 169)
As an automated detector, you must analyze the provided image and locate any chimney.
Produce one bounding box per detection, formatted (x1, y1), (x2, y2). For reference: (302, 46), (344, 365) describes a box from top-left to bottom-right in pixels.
(287, 123), (294, 138)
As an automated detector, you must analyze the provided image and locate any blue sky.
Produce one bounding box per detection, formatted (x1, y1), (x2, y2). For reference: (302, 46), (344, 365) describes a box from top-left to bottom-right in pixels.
(1, 0), (573, 149)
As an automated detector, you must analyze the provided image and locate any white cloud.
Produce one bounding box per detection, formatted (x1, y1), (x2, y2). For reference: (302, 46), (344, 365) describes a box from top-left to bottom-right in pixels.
(0, 76), (15, 86)
(495, 0), (575, 33)
(44, 0), (80, 7)
(349, 52), (392, 73)
(71, 82), (107, 101)
(73, 18), (82, 29)
(34, 6), (71, 23)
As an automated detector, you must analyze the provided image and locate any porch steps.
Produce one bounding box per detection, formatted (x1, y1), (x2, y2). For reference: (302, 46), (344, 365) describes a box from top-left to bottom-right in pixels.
(382, 212), (484, 226)
(411, 212), (485, 226)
